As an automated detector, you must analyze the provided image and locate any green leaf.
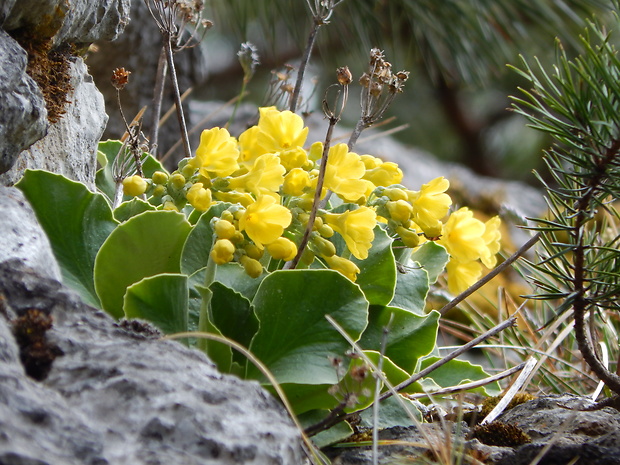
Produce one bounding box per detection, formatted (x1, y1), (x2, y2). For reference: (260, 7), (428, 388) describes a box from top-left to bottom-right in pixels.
(113, 198), (156, 222)
(94, 210), (192, 319)
(358, 395), (422, 429)
(351, 226), (397, 306)
(181, 202), (233, 276)
(124, 273), (188, 335)
(419, 357), (501, 396)
(210, 281), (258, 365)
(390, 265), (429, 315)
(410, 241), (449, 284)
(247, 269), (369, 385)
(300, 410), (353, 448)
(363, 350), (422, 394)
(359, 306), (439, 373)
(16, 170), (118, 308)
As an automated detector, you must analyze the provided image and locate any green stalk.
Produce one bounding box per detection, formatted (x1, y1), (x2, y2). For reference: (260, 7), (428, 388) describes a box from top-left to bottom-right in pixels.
(197, 251), (217, 352)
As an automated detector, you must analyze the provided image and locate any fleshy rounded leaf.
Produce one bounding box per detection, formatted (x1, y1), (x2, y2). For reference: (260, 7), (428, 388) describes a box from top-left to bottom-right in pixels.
(16, 170), (118, 308)
(94, 210), (191, 318)
(247, 269), (369, 385)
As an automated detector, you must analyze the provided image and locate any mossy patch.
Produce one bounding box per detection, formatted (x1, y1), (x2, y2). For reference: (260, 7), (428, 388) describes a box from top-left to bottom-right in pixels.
(10, 28), (75, 124)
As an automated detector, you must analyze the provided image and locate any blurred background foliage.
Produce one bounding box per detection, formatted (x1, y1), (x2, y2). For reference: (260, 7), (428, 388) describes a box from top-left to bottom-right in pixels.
(196, 0), (613, 182)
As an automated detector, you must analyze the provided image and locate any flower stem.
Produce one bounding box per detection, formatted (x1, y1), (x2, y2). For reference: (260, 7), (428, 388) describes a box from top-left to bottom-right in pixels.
(290, 19), (321, 113)
(284, 114), (338, 269)
(149, 46), (168, 157)
(197, 252), (217, 352)
(164, 33), (192, 160)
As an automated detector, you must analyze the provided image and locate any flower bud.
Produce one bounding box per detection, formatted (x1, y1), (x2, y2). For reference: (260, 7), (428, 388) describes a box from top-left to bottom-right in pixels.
(314, 236), (336, 258)
(267, 237), (298, 261)
(152, 171), (169, 185)
(122, 175), (147, 197)
(383, 187), (408, 202)
(396, 226), (420, 248)
(186, 183), (212, 212)
(220, 210), (235, 223)
(244, 243), (264, 260)
(162, 200), (179, 211)
(240, 255), (263, 278)
(214, 219), (236, 240)
(169, 173), (186, 190)
(387, 200), (413, 223)
(211, 239), (235, 265)
(152, 185), (166, 197)
(318, 223), (334, 238)
(181, 164), (197, 179)
(324, 255), (360, 282)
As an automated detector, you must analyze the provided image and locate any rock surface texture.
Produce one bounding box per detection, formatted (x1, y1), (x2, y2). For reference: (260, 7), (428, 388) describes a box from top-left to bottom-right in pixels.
(0, 0), (130, 187)
(0, 262), (304, 465)
(326, 394), (620, 464)
(0, 187), (62, 281)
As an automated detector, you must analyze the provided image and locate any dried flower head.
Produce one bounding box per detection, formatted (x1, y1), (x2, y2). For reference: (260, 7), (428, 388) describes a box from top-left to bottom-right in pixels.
(111, 67), (131, 90)
(238, 42), (260, 80)
(336, 66), (353, 85)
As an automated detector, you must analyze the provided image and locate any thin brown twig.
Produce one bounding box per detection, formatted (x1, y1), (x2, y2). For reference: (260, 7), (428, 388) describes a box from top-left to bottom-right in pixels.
(439, 232), (541, 315)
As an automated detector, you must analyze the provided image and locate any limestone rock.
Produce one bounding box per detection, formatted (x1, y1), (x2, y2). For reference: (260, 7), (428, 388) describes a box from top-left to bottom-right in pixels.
(0, 30), (48, 175)
(0, 57), (106, 189)
(0, 188), (62, 281)
(3, 0), (130, 44)
(0, 263), (304, 465)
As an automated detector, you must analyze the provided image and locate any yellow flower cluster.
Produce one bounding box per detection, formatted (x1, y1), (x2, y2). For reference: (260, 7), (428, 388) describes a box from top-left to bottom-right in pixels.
(136, 106), (501, 288)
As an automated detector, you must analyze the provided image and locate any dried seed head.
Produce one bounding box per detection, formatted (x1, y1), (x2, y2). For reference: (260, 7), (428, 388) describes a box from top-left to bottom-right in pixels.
(349, 363), (369, 382)
(238, 42), (260, 79)
(369, 81), (383, 97)
(111, 67), (131, 90)
(336, 66), (353, 85)
(359, 72), (371, 88)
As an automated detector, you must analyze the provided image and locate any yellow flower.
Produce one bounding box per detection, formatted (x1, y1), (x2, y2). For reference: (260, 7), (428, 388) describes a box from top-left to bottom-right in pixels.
(256, 107), (309, 155)
(323, 143), (368, 202)
(279, 146), (309, 171)
(323, 206), (376, 260)
(228, 153), (285, 196)
(122, 175), (147, 197)
(438, 207), (487, 263)
(186, 182), (212, 211)
(360, 154), (382, 170)
(238, 126), (265, 170)
(267, 236), (298, 261)
(363, 161), (403, 187)
(446, 258), (482, 294)
(239, 195), (292, 248)
(282, 168), (311, 196)
(408, 177), (452, 237)
(324, 254), (361, 282)
(481, 216), (501, 268)
(189, 127), (240, 177)
(211, 239), (235, 265)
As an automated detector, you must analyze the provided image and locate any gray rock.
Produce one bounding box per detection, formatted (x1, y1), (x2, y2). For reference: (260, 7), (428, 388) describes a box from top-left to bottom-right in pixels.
(0, 188), (62, 281)
(4, 0), (130, 44)
(0, 57), (107, 189)
(0, 263), (304, 465)
(0, 30), (48, 175)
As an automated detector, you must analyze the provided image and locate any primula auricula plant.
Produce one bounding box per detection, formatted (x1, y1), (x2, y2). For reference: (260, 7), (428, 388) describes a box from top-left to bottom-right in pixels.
(16, 105), (501, 438)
